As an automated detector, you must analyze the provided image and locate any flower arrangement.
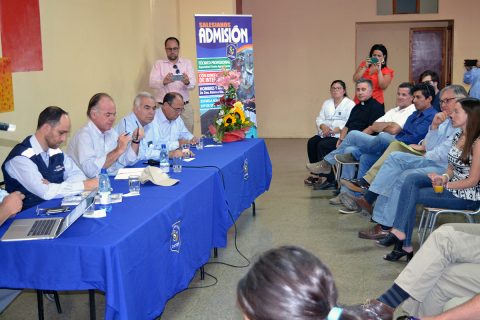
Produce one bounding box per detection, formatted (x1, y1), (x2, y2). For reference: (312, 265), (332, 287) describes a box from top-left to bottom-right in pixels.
(209, 68), (254, 143)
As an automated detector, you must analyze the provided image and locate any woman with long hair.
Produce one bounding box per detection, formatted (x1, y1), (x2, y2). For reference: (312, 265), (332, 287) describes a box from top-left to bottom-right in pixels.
(353, 44), (394, 106)
(378, 98), (480, 261)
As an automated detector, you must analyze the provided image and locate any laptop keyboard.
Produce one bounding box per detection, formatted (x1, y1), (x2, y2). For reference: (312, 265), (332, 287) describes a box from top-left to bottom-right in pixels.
(28, 219), (56, 236)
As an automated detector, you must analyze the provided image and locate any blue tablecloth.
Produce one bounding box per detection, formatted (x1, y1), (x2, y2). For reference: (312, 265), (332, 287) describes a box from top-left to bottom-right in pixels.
(0, 138), (272, 319)
(189, 138), (272, 247)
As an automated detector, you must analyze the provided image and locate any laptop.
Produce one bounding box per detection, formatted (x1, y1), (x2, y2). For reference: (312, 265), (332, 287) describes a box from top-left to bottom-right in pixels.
(1, 190), (97, 242)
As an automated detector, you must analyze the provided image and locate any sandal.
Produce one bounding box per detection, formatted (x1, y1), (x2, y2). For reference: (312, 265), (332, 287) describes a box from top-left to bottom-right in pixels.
(304, 176), (320, 186)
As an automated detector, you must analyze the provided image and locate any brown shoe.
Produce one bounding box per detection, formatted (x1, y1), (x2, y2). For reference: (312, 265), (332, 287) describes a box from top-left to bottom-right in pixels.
(355, 196), (373, 214)
(361, 299), (394, 320)
(358, 224), (390, 240)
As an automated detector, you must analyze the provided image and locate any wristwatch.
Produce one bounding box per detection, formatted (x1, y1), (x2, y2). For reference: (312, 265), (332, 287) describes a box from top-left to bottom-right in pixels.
(131, 139), (140, 144)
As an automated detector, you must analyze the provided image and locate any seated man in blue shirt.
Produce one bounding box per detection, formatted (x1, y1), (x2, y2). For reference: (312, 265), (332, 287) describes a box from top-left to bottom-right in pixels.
(68, 93), (144, 177)
(2, 107), (98, 210)
(335, 83), (437, 169)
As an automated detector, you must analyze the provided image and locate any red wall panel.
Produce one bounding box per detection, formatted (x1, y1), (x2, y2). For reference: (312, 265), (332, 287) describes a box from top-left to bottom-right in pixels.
(0, 0), (43, 72)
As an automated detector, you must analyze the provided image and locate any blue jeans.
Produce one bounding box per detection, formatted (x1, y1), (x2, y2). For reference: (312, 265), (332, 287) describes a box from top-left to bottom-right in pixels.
(371, 163), (446, 227)
(392, 173), (479, 247)
(324, 130), (375, 165)
(369, 152), (446, 198)
(351, 132), (396, 160)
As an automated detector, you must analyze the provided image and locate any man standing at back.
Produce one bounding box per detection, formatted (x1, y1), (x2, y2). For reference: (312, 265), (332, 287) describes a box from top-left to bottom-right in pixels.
(150, 37), (196, 133)
(68, 93), (143, 177)
(2, 107), (98, 209)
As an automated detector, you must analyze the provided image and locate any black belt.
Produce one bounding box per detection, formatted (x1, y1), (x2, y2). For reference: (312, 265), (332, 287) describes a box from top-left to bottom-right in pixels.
(158, 100), (189, 105)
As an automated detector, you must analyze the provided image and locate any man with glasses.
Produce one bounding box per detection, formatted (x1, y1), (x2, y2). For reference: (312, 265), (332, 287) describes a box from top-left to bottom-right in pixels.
(149, 37), (196, 133)
(67, 93), (143, 178)
(351, 85), (468, 240)
(155, 92), (197, 155)
(115, 92), (164, 160)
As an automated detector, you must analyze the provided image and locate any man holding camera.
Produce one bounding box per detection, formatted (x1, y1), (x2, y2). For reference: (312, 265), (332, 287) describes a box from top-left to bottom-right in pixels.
(464, 59), (480, 99)
(149, 37), (196, 133)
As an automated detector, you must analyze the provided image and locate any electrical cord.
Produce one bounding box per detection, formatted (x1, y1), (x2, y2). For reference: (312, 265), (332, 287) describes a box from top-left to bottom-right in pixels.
(182, 165), (250, 268)
(185, 271), (218, 290)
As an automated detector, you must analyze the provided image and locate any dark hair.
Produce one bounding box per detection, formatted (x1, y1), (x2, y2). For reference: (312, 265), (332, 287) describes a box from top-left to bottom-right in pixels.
(37, 106), (68, 130)
(164, 36), (180, 47)
(331, 80), (348, 97)
(87, 93), (113, 117)
(418, 70), (440, 87)
(458, 98), (480, 163)
(369, 44), (388, 68)
(356, 78), (373, 90)
(412, 83), (435, 100)
(237, 246), (365, 320)
(398, 82), (414, 95)
(162, 92), (183, 105)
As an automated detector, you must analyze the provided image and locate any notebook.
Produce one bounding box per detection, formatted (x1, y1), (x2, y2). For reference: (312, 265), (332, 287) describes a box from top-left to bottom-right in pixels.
(1, 190), (96, 242)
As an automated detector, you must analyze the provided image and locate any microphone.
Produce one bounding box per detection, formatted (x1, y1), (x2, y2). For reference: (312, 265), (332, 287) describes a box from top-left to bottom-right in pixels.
(0, 122), (16, 132)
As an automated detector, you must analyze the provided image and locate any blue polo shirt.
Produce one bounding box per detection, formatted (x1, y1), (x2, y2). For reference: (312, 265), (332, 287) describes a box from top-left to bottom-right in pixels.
(395, 106), (438, 145)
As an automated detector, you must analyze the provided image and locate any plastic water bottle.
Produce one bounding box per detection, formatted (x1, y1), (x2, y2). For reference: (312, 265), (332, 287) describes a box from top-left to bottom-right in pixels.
(159, 144), (170, 173)
(98, 169), (112, 213)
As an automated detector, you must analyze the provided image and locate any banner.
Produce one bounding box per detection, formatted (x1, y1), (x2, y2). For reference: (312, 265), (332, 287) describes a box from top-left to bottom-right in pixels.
(194, 15), (257, 137)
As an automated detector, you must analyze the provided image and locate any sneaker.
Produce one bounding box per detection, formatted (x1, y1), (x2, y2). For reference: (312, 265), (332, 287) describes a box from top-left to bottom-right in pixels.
(329, 195), (342, 205)
(306, 160), (332, 174)
(339, 192), (361, 211)
(338, 207), (361, 214)
(334, 153), (358, 164)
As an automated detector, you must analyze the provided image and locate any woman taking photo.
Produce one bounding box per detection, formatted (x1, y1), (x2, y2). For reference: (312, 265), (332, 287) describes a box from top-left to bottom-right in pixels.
(353, 44), (394, 106)
(305, 80), (355, 186)
(378, 98), (480, 261)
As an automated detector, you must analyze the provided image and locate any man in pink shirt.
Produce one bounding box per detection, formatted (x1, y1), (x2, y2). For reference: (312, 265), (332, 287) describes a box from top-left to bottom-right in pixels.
(149, 37), (196, 133)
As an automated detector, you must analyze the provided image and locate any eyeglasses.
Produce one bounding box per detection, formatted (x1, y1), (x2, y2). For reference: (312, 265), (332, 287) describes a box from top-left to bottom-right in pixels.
(173, 64), (180, 74)
(440, 97), (456, 105)
(166, 47), (179, 52)
(167, 103), (185, 113)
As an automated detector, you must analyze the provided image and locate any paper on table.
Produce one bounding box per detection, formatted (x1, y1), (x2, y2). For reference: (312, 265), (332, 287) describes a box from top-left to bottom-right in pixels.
(183, 158), (195, 162)
(62, 193), (123, 206)
(205, 144), (223, 148)
(115, 168), (145, 179)
(83, 209), (107, 219)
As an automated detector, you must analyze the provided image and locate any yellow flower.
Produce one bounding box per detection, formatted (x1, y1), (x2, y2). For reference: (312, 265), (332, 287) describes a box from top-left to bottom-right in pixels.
(231, 102), (246, 123)
(223, 114), (236, 127)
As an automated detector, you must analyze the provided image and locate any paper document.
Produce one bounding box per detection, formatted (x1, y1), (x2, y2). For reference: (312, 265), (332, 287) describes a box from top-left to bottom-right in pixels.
(115, 168), (145, 179)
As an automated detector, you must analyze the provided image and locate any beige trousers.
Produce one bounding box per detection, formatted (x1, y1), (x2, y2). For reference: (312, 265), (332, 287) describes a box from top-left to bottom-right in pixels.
(395, 223), (480, 317)
(363, 141), (424, 183)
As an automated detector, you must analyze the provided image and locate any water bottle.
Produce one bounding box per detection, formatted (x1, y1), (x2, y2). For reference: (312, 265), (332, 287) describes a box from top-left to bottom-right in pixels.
(98, 169), (112, 213)
(159, 144), (170, 173)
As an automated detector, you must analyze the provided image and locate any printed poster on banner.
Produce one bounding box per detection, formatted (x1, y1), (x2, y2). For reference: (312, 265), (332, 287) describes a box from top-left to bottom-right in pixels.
(194, 15), (257, 137)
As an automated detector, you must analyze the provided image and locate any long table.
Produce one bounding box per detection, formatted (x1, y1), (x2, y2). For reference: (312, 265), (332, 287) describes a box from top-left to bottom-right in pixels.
(0, 138), (272, 319)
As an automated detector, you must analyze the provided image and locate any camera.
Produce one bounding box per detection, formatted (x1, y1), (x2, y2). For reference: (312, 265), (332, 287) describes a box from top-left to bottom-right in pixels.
(370, 57), (379, 64)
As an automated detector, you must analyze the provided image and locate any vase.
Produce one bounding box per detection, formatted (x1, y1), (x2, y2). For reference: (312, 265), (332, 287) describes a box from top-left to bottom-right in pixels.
(222, 128), (249, 143)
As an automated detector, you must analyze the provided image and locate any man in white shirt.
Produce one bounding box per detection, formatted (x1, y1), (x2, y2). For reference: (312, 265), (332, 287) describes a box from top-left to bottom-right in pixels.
(2, 107), (98, 209)
(115, 92), (163, 161)
(155, 92), (197, 154)
(150, 37), (196, 133)
(67, 93), (144, 177)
